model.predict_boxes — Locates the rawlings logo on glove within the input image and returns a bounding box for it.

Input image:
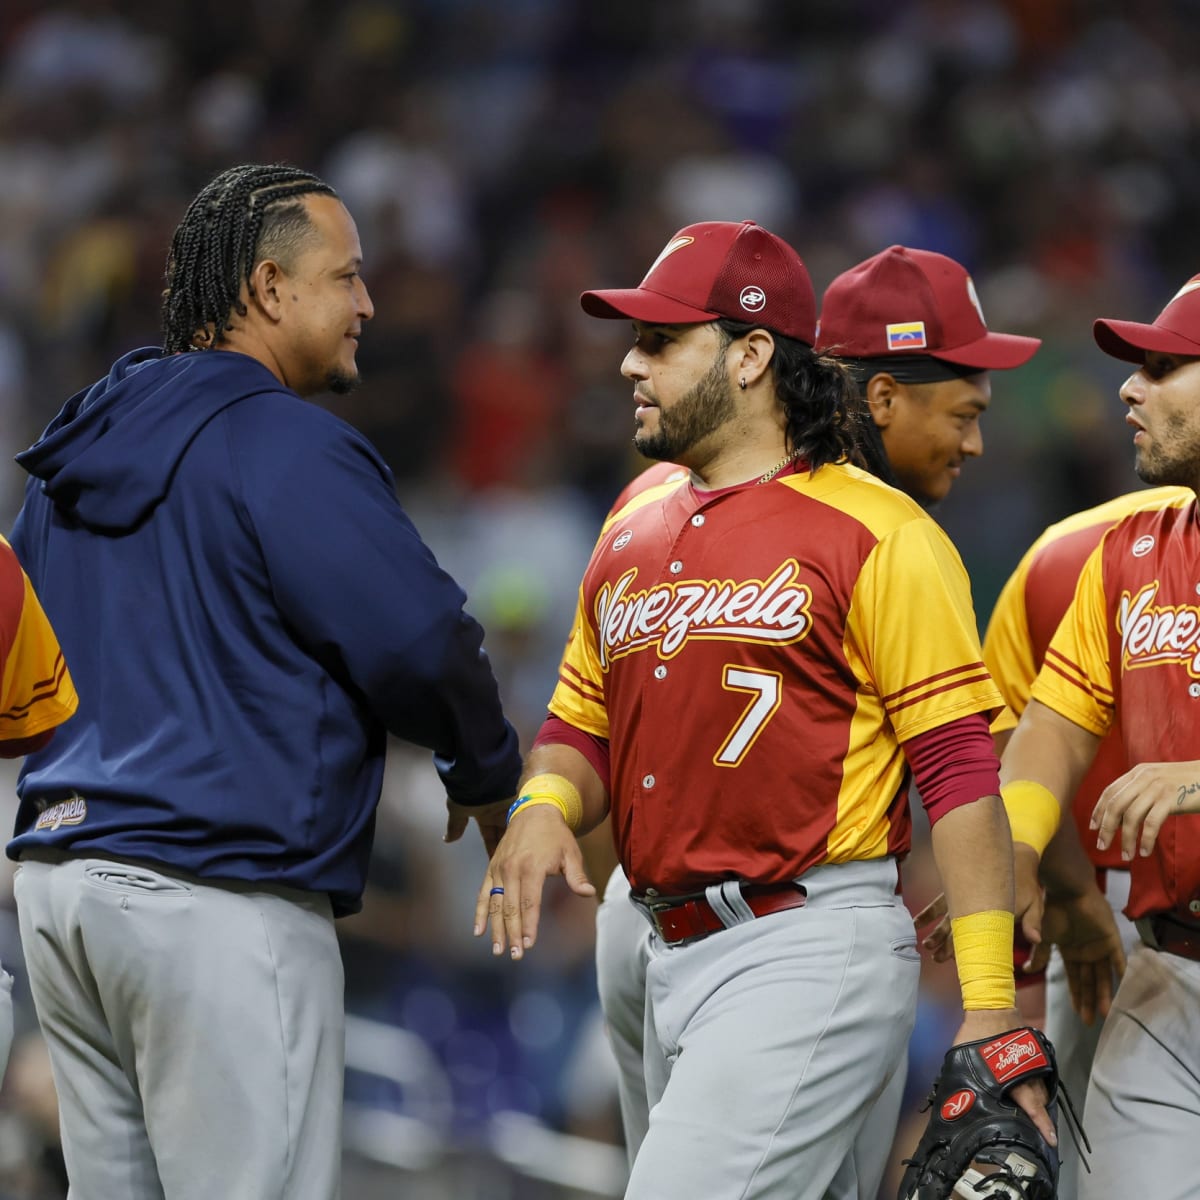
[898,1026,1067,1200]
[980,1030,1049,1084]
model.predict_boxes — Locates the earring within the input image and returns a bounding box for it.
[739,377,747,390]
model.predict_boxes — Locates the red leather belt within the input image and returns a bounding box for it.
[630,881,807,945]
[1137,912,1200,962]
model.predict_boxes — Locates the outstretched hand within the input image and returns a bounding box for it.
[1091,760,1200,861]
[473,804,595,959]
[1036,887,1127,1024]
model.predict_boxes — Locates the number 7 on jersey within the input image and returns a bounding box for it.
[714,666,782,766]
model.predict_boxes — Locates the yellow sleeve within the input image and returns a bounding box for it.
[1029,542,1113,737]
[547,581,609,738]
[0,571,78,739]
[982,546,1039,734]
[848,516,1001,741]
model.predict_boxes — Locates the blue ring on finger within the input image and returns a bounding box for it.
[489,887,505,896]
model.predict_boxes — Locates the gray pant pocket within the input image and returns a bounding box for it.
[84,863,193,897]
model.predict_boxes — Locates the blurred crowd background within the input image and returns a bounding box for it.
[0,0,1195,1195]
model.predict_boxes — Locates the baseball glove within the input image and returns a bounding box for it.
[897,1027,1062,1200]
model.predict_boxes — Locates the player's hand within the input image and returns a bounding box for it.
[913,847,1043,968]
[1091,759,1200,861]
[473,804,595,960]
[952,1009,1056,1148]
[1037,886,1126,1025]
[913,892,953,962]
[444,796,511,857]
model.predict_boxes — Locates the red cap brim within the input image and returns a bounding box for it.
[1092,318,1200,364]
[581,287,720,326]
[933,330,1042,370]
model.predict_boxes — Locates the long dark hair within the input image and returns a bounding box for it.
[161,163,337,353]
[716,318,896,482]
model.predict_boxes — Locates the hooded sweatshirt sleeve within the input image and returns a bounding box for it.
[230,396,520,806]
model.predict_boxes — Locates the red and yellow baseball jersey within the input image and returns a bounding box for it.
[554,463,692,691]
[0,536,76,746]
[550,461,1000,894]
[1031,492,1200,918]
[609,462,690,515]
[984,487,1190,869]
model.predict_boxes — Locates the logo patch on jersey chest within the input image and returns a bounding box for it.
[1119,580,1200,677]
[593,560,813,667]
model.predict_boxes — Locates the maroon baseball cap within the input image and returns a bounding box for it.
[815,245,1040,369]
[580,220,817,344]
[1094,275,1200,363]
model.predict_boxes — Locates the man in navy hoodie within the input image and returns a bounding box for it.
[6,163,521,1200]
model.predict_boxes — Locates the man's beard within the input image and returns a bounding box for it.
[1134,412,1198,486]
[326,367,360,396]
[635,355,735,462]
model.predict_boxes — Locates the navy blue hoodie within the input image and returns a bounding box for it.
[7,348,521,914]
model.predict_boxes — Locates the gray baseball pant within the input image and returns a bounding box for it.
[1043,869,1136,1200]
[624,858,919,1200]
[15,852,344,1200]
[1080,941,1200,1200]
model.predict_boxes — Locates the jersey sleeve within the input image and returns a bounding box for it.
[0,539,77,740]
[848,516,1000,741]
[547,581,609,739]
[1029,541,1114,737]
[233,402,520,806]
[981,546,1038,735]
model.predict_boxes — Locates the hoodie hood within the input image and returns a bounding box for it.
[17,348,284,532]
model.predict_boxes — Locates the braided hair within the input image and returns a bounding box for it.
[161,163,338,354]
[715,319,893,482]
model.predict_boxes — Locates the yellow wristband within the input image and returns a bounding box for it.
[951,909,1016,1011]
[509,773,584,831]
[1000,779,1061,855]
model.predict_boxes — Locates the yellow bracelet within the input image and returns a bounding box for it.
[1000,779,1061,855]
[951,909,1016,1011]
[507,772,584,831]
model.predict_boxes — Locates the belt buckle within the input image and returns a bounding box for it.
[636,892,674,940]
[632,889,707,943]
[1135,916,1162,952]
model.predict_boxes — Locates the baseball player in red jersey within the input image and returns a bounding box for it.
[979,486,1189,1199]
[474,220,1052,1199]
[0,534,77,1080]
[1001,275,1200,1199]
[0,537,76,756]
[586,245,1042,1181]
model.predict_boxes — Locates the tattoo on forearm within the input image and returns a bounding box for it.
[1176,782,1200,808]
